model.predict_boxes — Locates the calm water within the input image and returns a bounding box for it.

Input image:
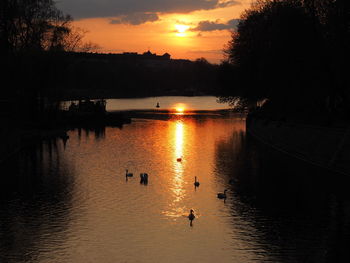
[106,96,230,111]
[1,100,350,262]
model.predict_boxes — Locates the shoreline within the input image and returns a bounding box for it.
[246,115,350,177]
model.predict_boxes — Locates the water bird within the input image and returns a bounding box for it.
[156,102,160,108]
[188,209,195,221]
[125,169,133,178]
[140,173,148,184]
[217,190,227,199]
[176,157,182,162]
[194,177,200,187]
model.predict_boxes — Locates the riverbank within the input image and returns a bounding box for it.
[246,115,350,176]
[0,110,131,165]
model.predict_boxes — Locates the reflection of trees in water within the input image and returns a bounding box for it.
[214,133,350,262]
[76,126,106,141]
[214,130,246,182]
[0,138,75,262]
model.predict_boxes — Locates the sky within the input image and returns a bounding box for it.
[56,0,253,63]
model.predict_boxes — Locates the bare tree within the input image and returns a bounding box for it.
[0,0,98,54]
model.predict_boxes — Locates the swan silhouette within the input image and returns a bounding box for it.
[143,173,148,181]
[194,177,200,187]
[217,190,227,199]
[188,209,195,221]
[140,173,148,184]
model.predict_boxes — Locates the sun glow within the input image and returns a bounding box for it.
[176,107,185,113]
[173,103,186,114]
[175,24,190,37]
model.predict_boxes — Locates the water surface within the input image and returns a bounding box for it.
[1,106,350,262]
[106,96,230,111]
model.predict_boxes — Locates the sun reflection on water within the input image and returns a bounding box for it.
[175,121,184,164]
[173,120,185,203]
[163,120,187,219]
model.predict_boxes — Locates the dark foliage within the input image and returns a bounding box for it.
[218,0,350,123]
[55,53,218,100]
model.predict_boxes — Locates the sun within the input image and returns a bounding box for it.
[175,24,190,37]
[173,103,186,114]
[175,24,189,33]
[176,107,185,113]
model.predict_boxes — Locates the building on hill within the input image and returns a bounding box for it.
[162,53,171,60]
[142,50,171,60]
[69,50,190,64]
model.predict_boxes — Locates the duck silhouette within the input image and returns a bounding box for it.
[125,169,133,178]
[194,177,200,187]
[217,190,227,199]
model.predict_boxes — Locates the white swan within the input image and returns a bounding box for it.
[194,176,200,187]
[217,190,227,199]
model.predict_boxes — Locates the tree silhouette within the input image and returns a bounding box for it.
[0,0,96,55]
[219,0,349,123]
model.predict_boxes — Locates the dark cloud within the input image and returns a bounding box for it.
[57,0,240,21]
[192,19,240,31]
[110,13,159,25]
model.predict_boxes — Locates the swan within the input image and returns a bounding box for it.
[194,176,200,187]
[188,209,195,221]
[140,173,148,185]
[140,173,148,184]
[217,190,227,199]
[125,169,133,177]
[143,173,148,181]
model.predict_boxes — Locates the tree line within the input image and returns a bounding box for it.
[218,0,349,125]
[0,0,99,125]
[56,53,218,100]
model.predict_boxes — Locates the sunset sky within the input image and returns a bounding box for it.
[57,0,253,63]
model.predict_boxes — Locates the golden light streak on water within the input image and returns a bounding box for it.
[165,120,187,219]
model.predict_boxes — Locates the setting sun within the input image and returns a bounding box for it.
[176,107,185,112]
[175,24,190,37]
[172,103,187,113]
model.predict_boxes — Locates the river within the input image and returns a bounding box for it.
[1,97,349,262]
